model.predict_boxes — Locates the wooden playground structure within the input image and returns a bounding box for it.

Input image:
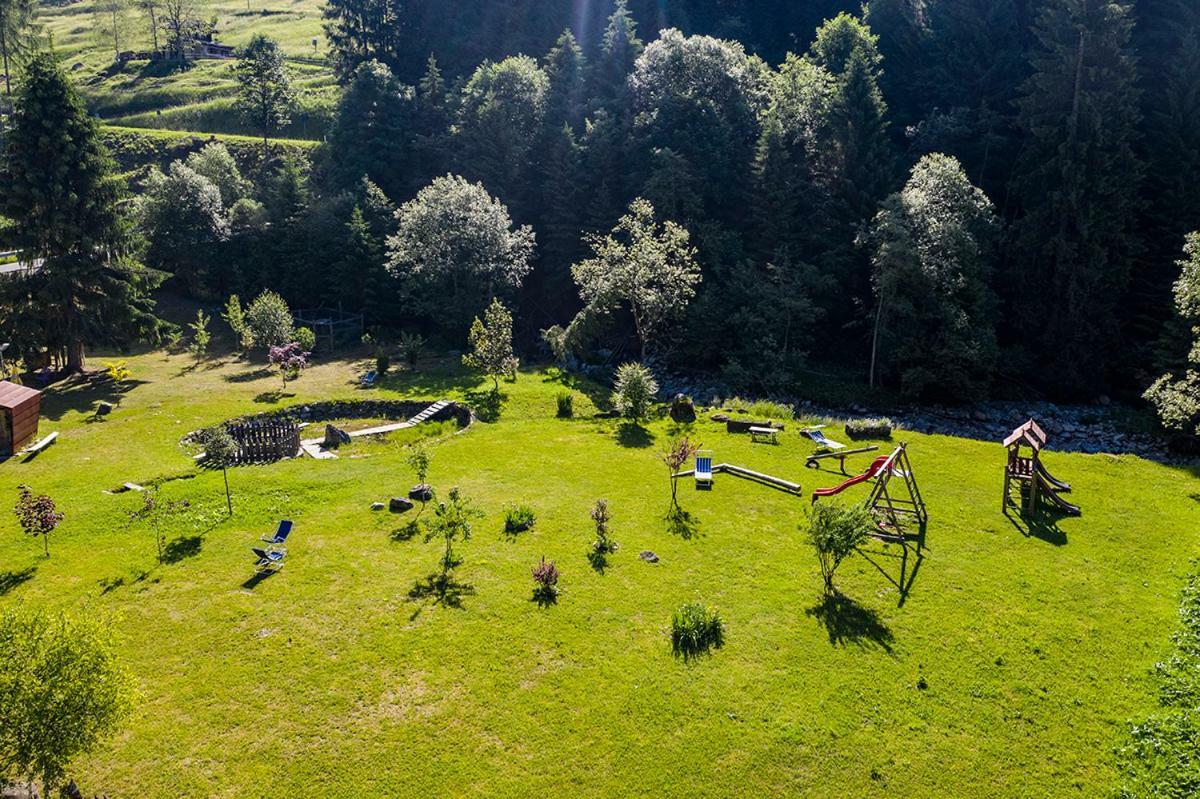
[1002,419,1080,516]
[811,443,928,544]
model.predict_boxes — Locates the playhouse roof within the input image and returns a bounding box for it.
[1003,419,1047,450]
[0,380,40,411]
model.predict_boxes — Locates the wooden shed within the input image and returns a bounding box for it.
[0,381,41,455]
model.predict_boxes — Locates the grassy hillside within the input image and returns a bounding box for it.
[1,311,1197,796]
[40,0,335,138]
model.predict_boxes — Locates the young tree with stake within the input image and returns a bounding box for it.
[14,484,63,557]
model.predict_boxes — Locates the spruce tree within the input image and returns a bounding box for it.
[1009,0,1141,396]
[0,0,36,100]
[544,28,586,132]
[1,53,162,372]
[324,59,413,198]
[592,0,643,111]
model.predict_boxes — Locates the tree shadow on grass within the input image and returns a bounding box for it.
[665,504,702,540]
[162,535,203,564]
[805,591,895,653]
[464,388,504,422]
[0,566,36,595]
[857,542,923,607]
[588,550,609,574]
[390,519,422,542]
[254,390,296,404]
[531,587,558,607]
[224,368,273,384]
[1003,506,1067,546]
[616,422,654,448]
[38,376,147,422]
[98,575,126,595]
[407,572,475,618]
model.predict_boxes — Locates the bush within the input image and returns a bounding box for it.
[714,396,794,420]
[532,556,559,598]
[398,332,423,368]
[556,392,574,418]
[612,362,658,421]
[845,417,894,440]
[805,502,875,594]
[376,352,391,375]
[504,502,536,533]
[671,601,725,657]
[294,326,317,352]
[244,290,294,350]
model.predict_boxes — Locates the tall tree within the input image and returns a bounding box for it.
[323,59,412,198]
[94,0,133,61]
[0,0,36,100]
[1008,0,1141,396]
[235,34,294,154]
[592,0,643,110]
[544,28,587,131]
[136,0,161,51]
[1144,232,1200,437]
[137,162,230,297]
[863,153,1000,400]
[1,53,162,372]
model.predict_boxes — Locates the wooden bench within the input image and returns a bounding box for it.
[749,426,780,444]
[20,431,58,456]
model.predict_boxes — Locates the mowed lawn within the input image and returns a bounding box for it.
[1,344,1197,797]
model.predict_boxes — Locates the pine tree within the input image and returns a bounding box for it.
[0,0,36,102]
[544,28,586,131]
[592,0,643,111]
[1009,0,1142,396]
[234,34,295,156]
[412,55,449,191]
[1,53,162,371]
[324,59,413,198]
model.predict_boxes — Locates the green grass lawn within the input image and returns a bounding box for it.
[1,335,1198,796]
[40,0,334,138]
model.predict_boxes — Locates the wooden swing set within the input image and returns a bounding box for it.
[811,443,928,544]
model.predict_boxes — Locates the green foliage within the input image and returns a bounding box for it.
[222,294,252,351]
[589,498,616,558]
[294,326,316,353]
[2,53,163,371]
[0,610,134,795]
[104,360,133,383]
[569,198,700,359]
[555,391,574,418]
[864,153,999,400]
[503,502,536,534]
[463,298,519,391]
[670,601,725,658]
[13,484,63,557]
[244,290,294,350]
[844,417,893,440]
[612,362,658,422]
[406,443,430,486]
[397,332,423,369]
[184,142,250,207]
[1146,233,1200,436]
[188,309,211,360]
[234,34,295,148]
[387,175,535,334]
[715,397,794,420]
[138,161,230,296]
[424,487,482,576]
[805,502,875,594]
[323,60,414,198]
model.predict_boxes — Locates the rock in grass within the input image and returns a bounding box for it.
[390,497,414,513]
[371,502,386,511]
[639,550,659,563]
[408,484,433,502]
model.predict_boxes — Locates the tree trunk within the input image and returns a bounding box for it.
[1,23,12,98]
[66,339,87,373]
[149,7,158,51]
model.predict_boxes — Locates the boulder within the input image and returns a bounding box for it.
[669,394,696,423]
[389,497,414,513]
[371,502,386,511]
[408,483,433,502]
[323,424,351,448]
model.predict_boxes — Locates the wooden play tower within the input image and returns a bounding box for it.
[1002,419,1080,516]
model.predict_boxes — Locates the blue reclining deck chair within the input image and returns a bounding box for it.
[695,450,714,490]
[802,426,846,452]
[261,520,293,548]
[252,547,286,573]
[362,370,378,387]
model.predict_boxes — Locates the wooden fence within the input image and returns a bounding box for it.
[226,419,301,464]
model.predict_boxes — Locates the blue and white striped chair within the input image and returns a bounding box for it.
[695,451,714,489]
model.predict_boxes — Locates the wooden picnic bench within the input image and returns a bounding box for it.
[749,426,780,444]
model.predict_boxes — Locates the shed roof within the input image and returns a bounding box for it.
[0,380,41,410]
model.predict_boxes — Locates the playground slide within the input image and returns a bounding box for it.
[1037,473,1081,516]
[810,456,888,502]
[1036,460,1072,492]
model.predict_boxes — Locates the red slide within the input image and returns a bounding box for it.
[811,456,889,503]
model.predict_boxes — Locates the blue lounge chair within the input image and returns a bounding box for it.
[802,426,846,452]
[261,520,293,548]
[695,451,714,490]
[252,547,286,573]
[362,370,378,387]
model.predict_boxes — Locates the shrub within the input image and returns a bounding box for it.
[376,351,391,375]
[104,360,132,383]
[244,290,294,350]
[715,396,793,420]
[294,326,317,352]
[845,417,894,440]
[398,332,424,368]
[590,499,616,555]
[531,556,560,602]
[504,502,536,534]
[612,362,658,421]
[671,601,725,657]
[805,502,875,594]
[268,342,308,387]
[556,391,574,418]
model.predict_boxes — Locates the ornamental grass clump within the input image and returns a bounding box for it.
[671,601,724,658]
[532,556,560,604]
